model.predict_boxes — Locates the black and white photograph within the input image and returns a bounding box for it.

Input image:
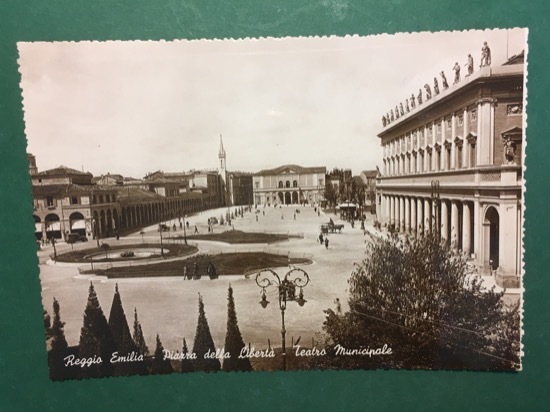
[18,28,526,380]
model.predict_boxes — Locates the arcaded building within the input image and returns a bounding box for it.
[376,52,524,287]
[253,165,326,206]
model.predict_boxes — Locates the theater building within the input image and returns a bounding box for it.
[376,53,524,287]
[253,165,326,206]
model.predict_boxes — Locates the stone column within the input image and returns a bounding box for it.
[450,113,456,169]
[424,198,431,234]
[417,198,424,233]
[410,197,416,234]
[441,200,449,242]
[463,107,469,168]
[405,197,410,233]
[389,196,394,226]
[451,200,459,251]
[462,201,471,255]
[399,196,405,232]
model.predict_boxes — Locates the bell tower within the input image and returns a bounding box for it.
[218,134,226,184]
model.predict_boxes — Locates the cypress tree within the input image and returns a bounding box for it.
[133,307,149,356]
[108,284,146,376]
[48,298,71,380]
[151,334,173,375]
[192,294,221,372]
[222,285,252,371]
[78,282,116,378]
[181,338,195,373]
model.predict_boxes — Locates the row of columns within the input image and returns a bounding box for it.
[382,194,474,255]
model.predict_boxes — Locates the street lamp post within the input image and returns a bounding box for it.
[255,267,310,371]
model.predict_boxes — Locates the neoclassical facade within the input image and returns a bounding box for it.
[253,165,326,206]
[376,55,524,287]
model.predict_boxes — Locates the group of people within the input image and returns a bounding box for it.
[182,262,218,280]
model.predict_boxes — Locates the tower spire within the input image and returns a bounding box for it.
[219,134,226,157]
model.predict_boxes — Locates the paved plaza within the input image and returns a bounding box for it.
[38,204,520,355]
[38,205,372,353]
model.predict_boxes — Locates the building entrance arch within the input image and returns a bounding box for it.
[284,192,291,205]
[69,212,86,236]
[45,213,61,239]
[484,206,500,270]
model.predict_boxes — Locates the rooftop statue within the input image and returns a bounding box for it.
[465,53,474,76]
[395,105,400,118]
[390,109,395,121]
[417,89,423,105]
[424,84,432,100]
[440,71,449,90]
[503,137,517,165]
[410,93,416,109]
[480,42,491,67]
[433,77,440,95]
[399,102,404,116]
[382,115,387,127]
[452,62,461,84]
[405,98,410,112]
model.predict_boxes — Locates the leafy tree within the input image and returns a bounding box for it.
[222,285,252,372]
[181,338,195,373]
[47,298,73,380]
[108,284,147,376]
[314,232,521,371]
[78,282,117,378]
[324,180,338,208]
[192,294,221,372]
[151,334,174,375]
[132,308,149,356]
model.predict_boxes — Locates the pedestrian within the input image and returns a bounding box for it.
[263,211,265,216]
[194,225,199,234]
[293,213,296,220]
[180,221,183,229]
[325,237,329,249]
[115,230,120,240]
[256,215,258,222]
[193,262,199,280]
[183,265,188,280]
[319,232,324,245]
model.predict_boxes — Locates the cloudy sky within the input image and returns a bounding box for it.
[18,28,526,178]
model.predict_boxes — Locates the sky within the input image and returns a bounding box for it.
[18,28,526,178]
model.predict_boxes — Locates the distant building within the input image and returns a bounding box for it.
[376,52,524,287]
[359,170,379,213]
[253,164,326,206]
[227,172,254,206]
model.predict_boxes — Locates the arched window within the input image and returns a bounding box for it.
[293,180,298,187]
[285,181,290,188]
[278,181,283,188]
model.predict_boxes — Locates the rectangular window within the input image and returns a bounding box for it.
[470,144,476,167]
[457,147,463,169]
[71,196,78,205]
[46,196,54,207]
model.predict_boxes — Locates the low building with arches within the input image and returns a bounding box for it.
[31,164,226,242]
[375,52,524,288]
[252,164,326,206]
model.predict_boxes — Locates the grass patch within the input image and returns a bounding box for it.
[95,252,312,278]
[174,230,300,244]
[55,243,197,263]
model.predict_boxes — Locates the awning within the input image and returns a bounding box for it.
[46,222,61,231]
[71,220,86,229]
[336,203,357,209]
[35,223,42,233]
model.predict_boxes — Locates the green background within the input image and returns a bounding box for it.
[0,1,548,410]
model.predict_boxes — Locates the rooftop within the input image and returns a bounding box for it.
[255,164,326,176]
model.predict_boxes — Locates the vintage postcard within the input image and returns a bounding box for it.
[18,28,526,380]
